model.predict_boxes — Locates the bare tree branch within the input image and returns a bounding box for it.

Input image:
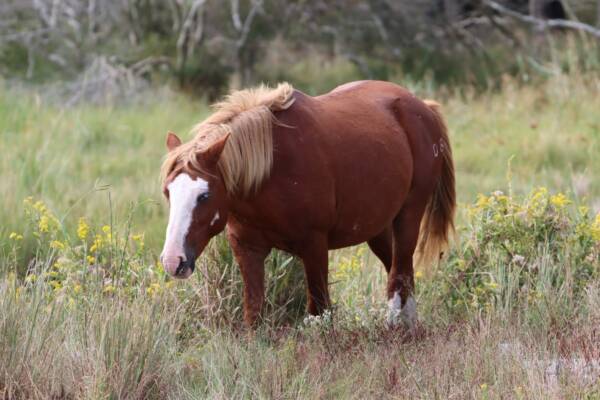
[176,0,208,71]
[485,0,600,39]
[230,0,243,32]
[130,56,173,76]
[236,0,262,50]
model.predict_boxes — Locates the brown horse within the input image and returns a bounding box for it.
[160,80,455,328]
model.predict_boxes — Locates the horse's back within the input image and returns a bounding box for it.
[320,80,448,194]
[247,80,445,250]
[268,81,422,247]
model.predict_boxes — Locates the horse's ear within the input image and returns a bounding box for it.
[199,133,230,168]
[166,132,182,151]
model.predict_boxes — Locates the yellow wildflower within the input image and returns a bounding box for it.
[415,270,423,279]
[528,187,548,213]
[90,234,103,252]
[165,281,176,289]
[590,213,600,242]
[550,193,570,208]
[73,284,82,294]
[50,240,65,250]
[102,225,112,240]
[25,274,37,283]
[33,200,47,213]
[39,215,49,232]
[87,255,96,264]
[77,218,89,240]
[103,285,115,294]
[356,246,366,257]
[132,233,144,250]
[50,280,62,291]
[9,232,23,241]
[146,282,161,296]
[475,194,491,209]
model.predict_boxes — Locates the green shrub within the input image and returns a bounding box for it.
[425,188,599,323]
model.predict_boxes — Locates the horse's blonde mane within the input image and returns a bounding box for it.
[161,82,295,195]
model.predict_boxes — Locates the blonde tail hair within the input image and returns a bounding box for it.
[417,100,456,266]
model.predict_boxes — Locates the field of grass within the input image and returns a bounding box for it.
[0,74,599,399]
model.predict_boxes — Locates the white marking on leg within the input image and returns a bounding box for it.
[387,291,402,327]
[210,211,220,227]
[161,173,208,274]
[400,296,417,330]
[387,292,417,329]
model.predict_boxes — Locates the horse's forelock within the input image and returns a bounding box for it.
[162,83,295,196]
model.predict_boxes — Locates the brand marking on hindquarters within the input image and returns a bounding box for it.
[433,138,447,158]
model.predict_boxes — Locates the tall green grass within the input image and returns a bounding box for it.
[2,72,600,268]
[1,187,598,398]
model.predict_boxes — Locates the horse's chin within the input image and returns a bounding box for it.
[173,266,193,279]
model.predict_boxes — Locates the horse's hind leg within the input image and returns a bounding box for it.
[299,233,331,316]
[387,201,427,329]
[367,226,393,273]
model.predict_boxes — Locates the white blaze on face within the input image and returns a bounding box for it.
[161,173,209,274]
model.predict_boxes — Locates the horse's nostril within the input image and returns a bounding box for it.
[175,257,188,276]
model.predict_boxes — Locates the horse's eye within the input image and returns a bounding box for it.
[197,192,210,203]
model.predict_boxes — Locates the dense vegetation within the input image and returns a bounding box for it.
[1,70,599,398]
[2,0,600,98]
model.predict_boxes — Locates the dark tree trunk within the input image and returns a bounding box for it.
[530,0,566,19]
[443,0,461,22]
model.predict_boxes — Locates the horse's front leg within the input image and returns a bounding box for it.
[299,234,331,316]
[227,230,270,327]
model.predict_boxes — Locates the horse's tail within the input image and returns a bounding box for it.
[416,100,456,267]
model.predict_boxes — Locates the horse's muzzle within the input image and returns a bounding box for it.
[161,245,197,279]
[174,254,196,279]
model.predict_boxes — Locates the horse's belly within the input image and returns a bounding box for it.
[327,200,403,249]
[327,172,409,248]
[325,129,412,249]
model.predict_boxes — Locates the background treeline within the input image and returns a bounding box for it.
[1,0,600,100]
